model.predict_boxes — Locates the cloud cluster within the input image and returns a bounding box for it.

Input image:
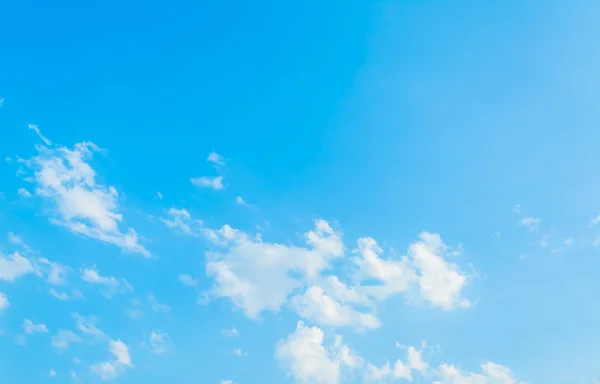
[162,213,471,329]
[276,322,525,384]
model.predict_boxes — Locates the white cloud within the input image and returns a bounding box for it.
[178,273,199,287]
[521,217,540,231]
[233,348,245,356]
[22,319,48,334]
[148,293,170,312]
[275,321,360,384]
[220,381,234,384]
[0,293,8,312]
[290,286,380,330]
[49,369,56,377]
[91,340,132,381]
[156,191,163,200]
[17,187,32,197]
[18,141,149,256]
[0,252,34,281]
[513,204,521,214]
[206,220,344,318]
[109,339,131,366]
[191,176,224,190]
[161,208,220,242]
[0,98,4,107]
[37,258,69,285]
[51,330,82,349]
[207,151,225,166]
[73,313,106,339]
[352,233,470,311]
[7,232,24,245]
[81,266,130,296]
[435,361,526,384]
[235,196,258,210]
[28,123,52,146]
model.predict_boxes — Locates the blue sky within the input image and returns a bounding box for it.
[1,0,600,383]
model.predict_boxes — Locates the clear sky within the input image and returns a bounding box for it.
[1,0,600,383]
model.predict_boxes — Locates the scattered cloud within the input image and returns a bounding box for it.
[81,266,131,297]
[521,217,540,231]
[22,319,48,334]
[156,191,163,200]
[148,293,170,312]
[91,339,132,381]
[178,273,199,287]
[233,348,246,356]
[207,151,225,166]
[148,331,170,355]
[51,330,82,349]
[513,204,521,214]
[191,176,224,190]
[17,140,149,256]
[49,370,56,377]
[235,196,258,210]
[0,252,34,281]
[435,361,526,384]
[38,258,69,285]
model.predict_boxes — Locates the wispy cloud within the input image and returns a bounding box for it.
[521,217,540,231]
[17,139,149,256]
[27,124,52,146]
[235,196,258,211]
[513,204,521,214]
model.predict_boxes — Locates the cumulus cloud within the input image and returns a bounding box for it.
[275,321,360,384]
[191,176,224,190]
[206,220,344,318]
[17,140,149,256]
[352,233,470,311]
[290,286,380,330]
[0,252,34,281]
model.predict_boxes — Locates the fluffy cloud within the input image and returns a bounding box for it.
[290,286,380,330]
[37,258,69,285]
[352,233,470,311]
[205,220,344,318]
[275,321,360,384]
[148,293,170,312]
[178,273,199,287]
[0,252,34,281]
[17,139,149,256]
